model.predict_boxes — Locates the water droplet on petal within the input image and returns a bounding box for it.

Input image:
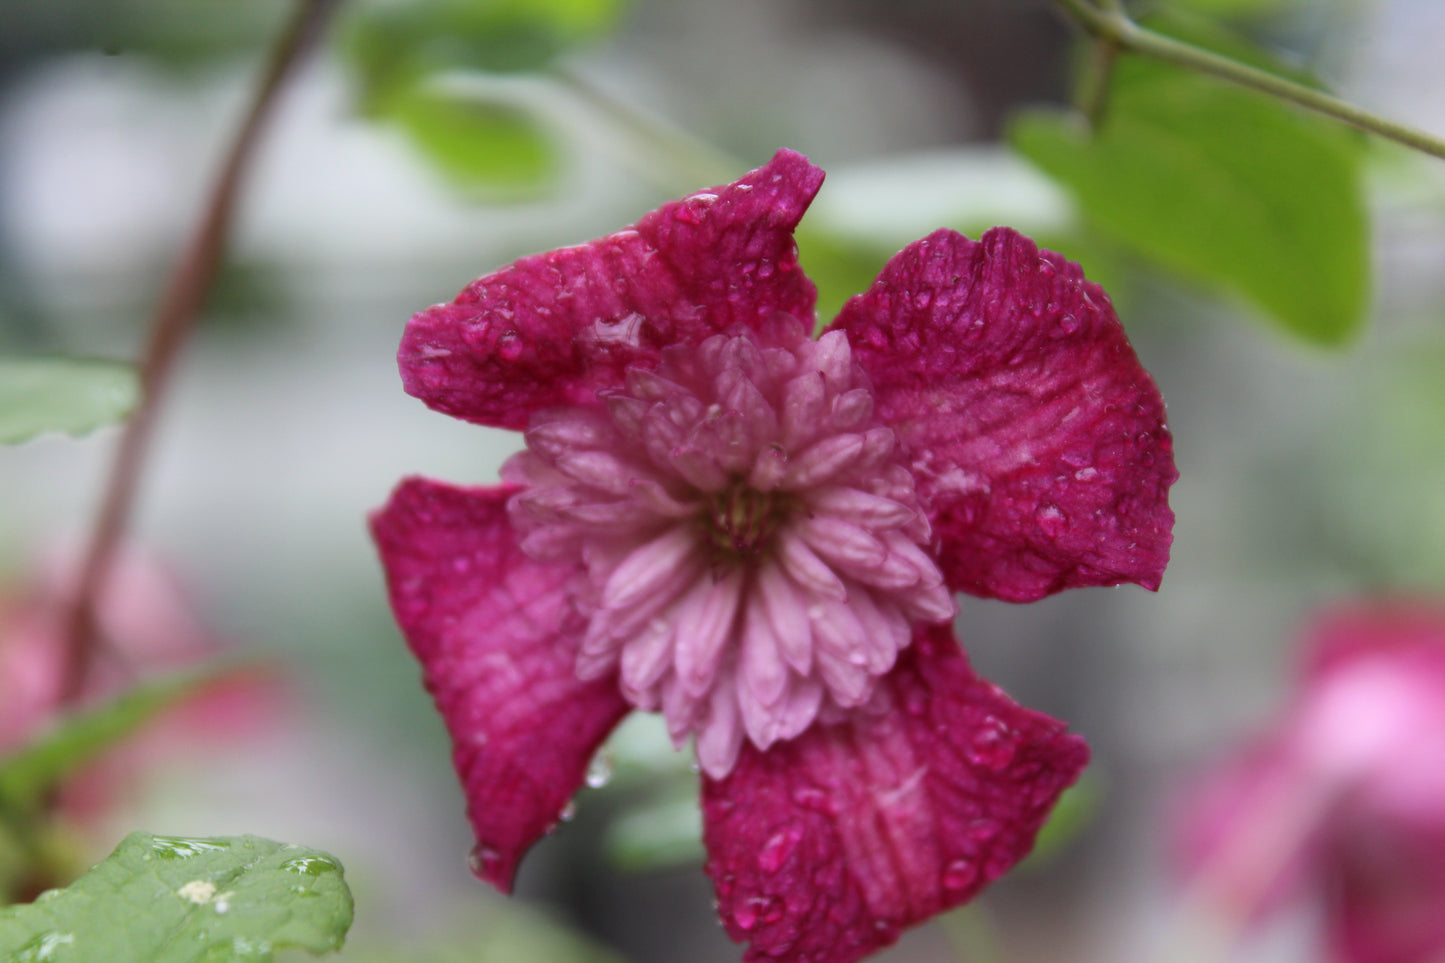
[498,330,524,360]
[585,752,612,789]
[756,828,801,873]
[967,719,1017,770]
[1035,504,1067,537]
[468,843,502,880]
[559,799,578,822]
[941,858,977,891]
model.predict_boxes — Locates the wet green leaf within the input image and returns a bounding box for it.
[0,358,139,445]
[0,833,352,962]
[1011,19,1368,345]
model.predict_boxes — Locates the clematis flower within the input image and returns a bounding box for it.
[371,149,1176,962]
[1177,603,1445,963]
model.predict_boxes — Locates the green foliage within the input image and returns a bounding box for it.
[3,0,288,72]
[344,0,629,197]
[388,87,558,198]
[1011,17,1369,346]
[0,833,353,962]
[604,788,703,873]
[341,906,622,963]
[346,0,627,102]
[1023,773,1102,868]
[1168,0,1302,17]
[794,228,892,330]
[0,358,139,445]
[0,670,234,818]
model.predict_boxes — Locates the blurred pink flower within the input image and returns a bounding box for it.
[0,543,273,820]
[1178,603,1445,963]
[372,149,1176,962]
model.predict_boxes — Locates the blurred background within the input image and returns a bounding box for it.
[4,0,1445,960]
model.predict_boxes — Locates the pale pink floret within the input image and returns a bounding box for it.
[504,318,954,777]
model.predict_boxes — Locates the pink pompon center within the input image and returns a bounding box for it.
[504,318,956,777]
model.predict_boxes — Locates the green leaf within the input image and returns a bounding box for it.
[0,832,352,962]
[603,789,703,873]
[389,86,557,198]
[1010,20,1369,346]
[0,669,237,815]
[345,0,629,108]
[0,357,139,444]
[1022,772,1103,868]
[1168,0,1302,17]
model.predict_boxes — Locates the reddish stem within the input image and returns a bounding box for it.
[58,0,343,703]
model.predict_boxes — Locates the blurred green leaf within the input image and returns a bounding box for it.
[795,228,893,331]
[3,0,288,72]
[1022,773,1102,868]
[0,669,232,815]
[1168,0,1302,17]
[345,0,629,109]
[1011,18,1368,346]
[390,87,558,198]
[0,357,139,445]
[343,906,622,963]
[603,789,703,873]
[0,833,352,962]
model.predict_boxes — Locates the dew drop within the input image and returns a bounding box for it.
[498,330,524,360]
[1073,466,1099,482]
[966,719,1017,770]
[11,931,74,962]
[756,828,800,874]
[468,843,502,880]
[585,752,613,789]
[559,799,578,822]
[1035,504,1067,537]
[941,859,977,891]
[1057,313,1081,335]
[280,854,339,876]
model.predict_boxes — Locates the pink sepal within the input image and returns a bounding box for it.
[399,150,824,429]
[700,624,1089,963]
[370,477,630,892]
[831,227,1176,602]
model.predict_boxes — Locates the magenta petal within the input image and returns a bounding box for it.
[1328,819,1445,963]
[370,477,630,892]
[831,227,1176,602]
[700,625,1089,963]
[399,150,825,429]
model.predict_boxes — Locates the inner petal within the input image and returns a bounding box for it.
[503,320,957,777]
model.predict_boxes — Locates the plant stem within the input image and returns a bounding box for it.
[1053,0,1445,162]
[58,0,343,703]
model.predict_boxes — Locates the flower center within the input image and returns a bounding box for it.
[503,319,955,778]
[703,480,795,562]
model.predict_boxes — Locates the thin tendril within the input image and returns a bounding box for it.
[57,0,344,703]
[1053,0,1445,162]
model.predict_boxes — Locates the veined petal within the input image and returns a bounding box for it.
[775,528,847,602]
[830,227,1176,602]
[701,625,1089,963]
[742,597,790,710]
[370,477,630,893]
[399,150,825,430]
[600,523,699,610]
[674,571,745,697]
[757,560,813,676]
